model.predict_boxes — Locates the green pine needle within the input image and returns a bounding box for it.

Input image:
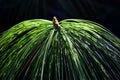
[0,18,120,80]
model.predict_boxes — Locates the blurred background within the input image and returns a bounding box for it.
[0,0,120,38]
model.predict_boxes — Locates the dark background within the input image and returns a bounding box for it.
[0,0,120,38]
